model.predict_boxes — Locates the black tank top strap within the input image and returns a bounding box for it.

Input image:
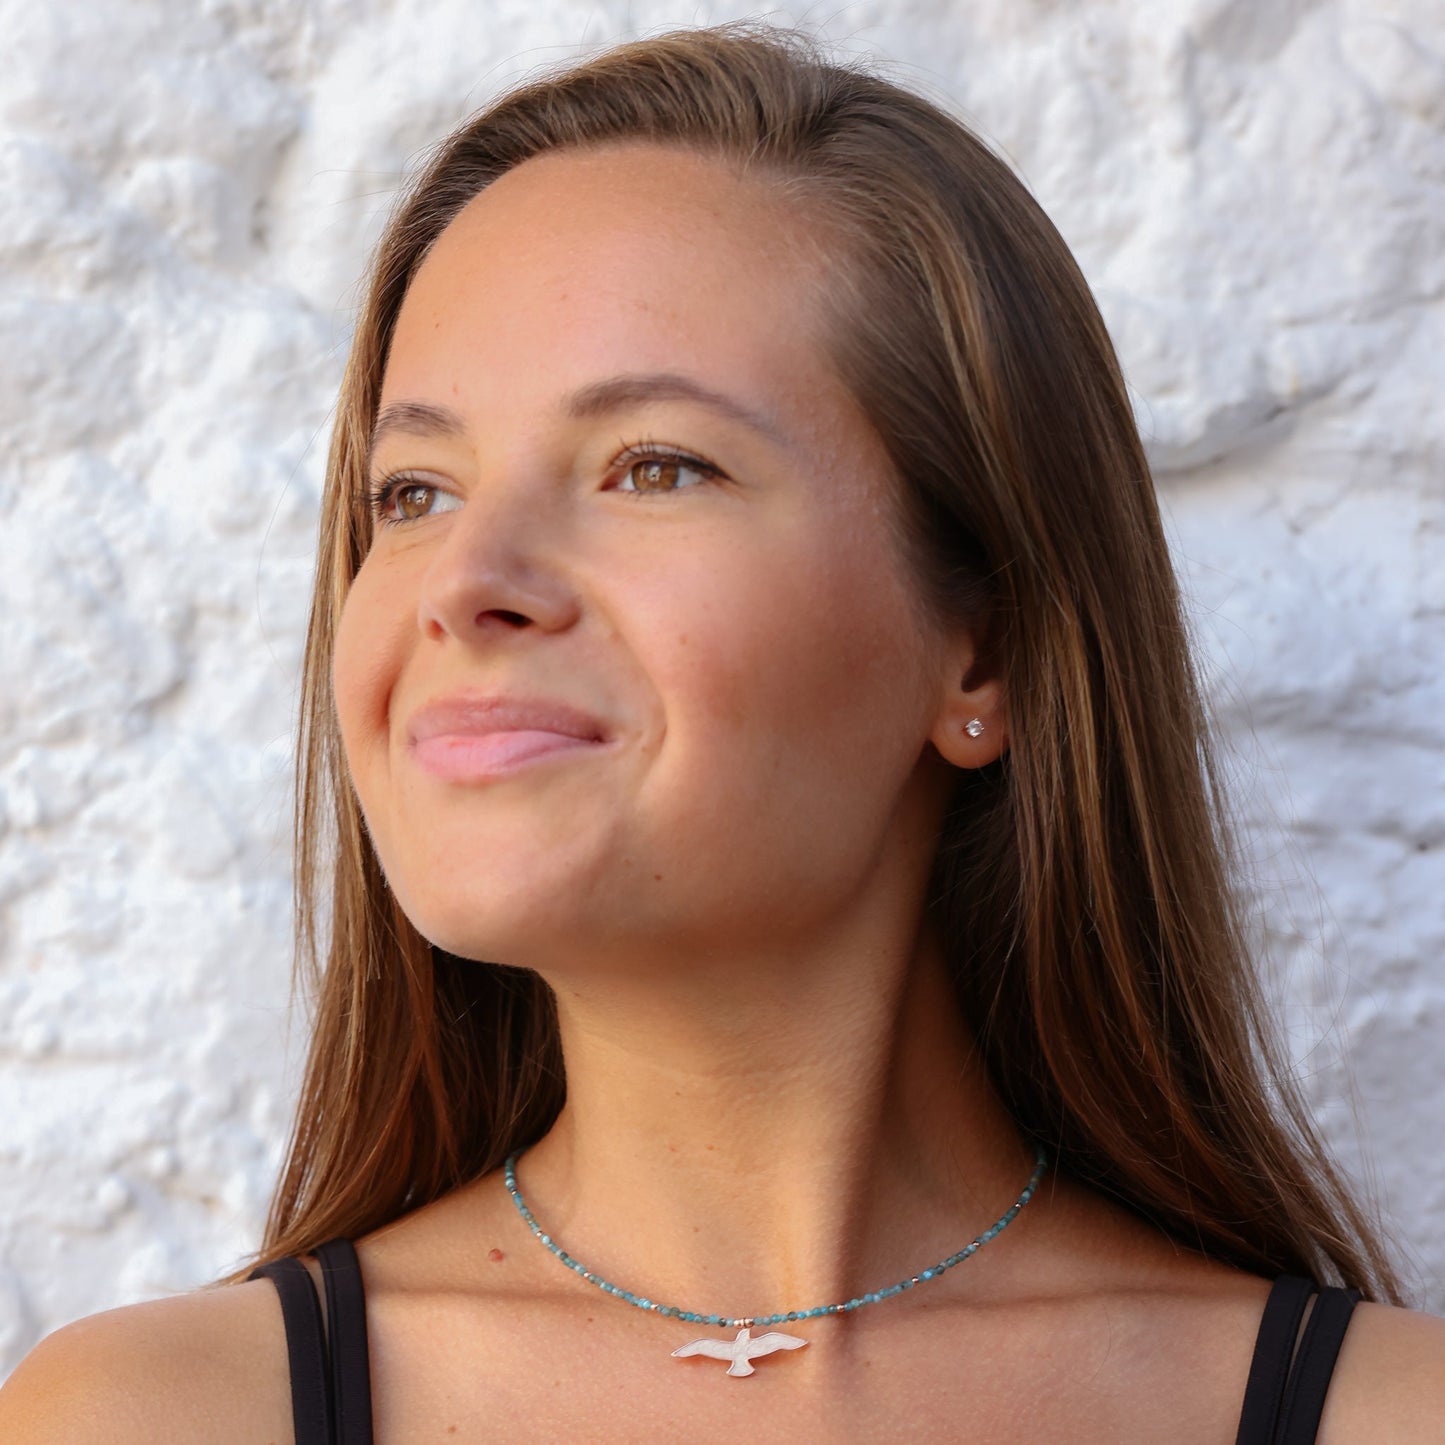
[248,1255,335,1445]
[314,1238,375,1445]
[1275,1284,1361,1445]
[1235,1274,1361,1445]
[248,1240,374,1445]
[1236,1274,1314,1443]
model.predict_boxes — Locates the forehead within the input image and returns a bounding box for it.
[380,143,856,453]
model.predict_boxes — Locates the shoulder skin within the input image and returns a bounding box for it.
[1317,1300,1445,1444]
[0,1278,294,1445]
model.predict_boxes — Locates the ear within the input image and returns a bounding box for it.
[926,626,1008,769]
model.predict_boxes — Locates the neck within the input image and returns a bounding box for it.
[510,918,1037,1318]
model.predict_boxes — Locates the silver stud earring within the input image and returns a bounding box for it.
[965,718,985,738]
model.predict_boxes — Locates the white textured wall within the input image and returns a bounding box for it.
[2,0,1441,1374]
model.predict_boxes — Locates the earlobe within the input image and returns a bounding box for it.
[930,674,1009,769]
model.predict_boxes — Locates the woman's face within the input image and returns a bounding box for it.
[333,142,957,976]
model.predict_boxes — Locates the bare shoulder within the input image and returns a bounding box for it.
[1320,1299,1445,1444]
[0,1274,295,1445]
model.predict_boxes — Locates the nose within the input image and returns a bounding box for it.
[415,484,582,644]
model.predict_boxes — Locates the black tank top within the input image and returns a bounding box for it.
[249,1240,1360,1444]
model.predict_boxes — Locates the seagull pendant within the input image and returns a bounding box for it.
[671,1325,809,1377]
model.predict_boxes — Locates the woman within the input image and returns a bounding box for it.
[3,19,1441,1443]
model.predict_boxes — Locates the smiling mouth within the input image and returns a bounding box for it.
[411,729,608,782]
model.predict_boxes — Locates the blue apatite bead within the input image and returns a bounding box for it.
[638,1299,651,1310]
[707,1315,720,1326]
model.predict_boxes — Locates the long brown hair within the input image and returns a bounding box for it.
[217,20,1403,1302]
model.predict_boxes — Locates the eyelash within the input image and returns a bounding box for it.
[364,437,726,528]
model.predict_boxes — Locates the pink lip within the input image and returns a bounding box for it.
[407,694,612,782]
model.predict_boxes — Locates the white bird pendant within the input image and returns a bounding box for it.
[671,1325,809,1377]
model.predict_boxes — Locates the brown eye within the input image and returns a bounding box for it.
[627,458,687,493]
[367,477,461,527]
[612,446,722,497]
[394,483,436,520]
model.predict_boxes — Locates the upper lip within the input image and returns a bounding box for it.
[407,693,612,746]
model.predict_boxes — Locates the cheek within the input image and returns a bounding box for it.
[647,520,925,778]
[331,560,407,782]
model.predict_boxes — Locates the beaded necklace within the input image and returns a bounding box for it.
[504,1143,1048,1377]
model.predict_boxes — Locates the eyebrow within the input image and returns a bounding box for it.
[366,371,787,470]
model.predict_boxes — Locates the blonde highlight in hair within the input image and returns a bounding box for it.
[217,20,1401,1302]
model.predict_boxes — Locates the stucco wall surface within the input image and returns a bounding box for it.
[1,0,1442,1376]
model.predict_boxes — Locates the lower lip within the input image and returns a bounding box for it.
[411,730,606,782]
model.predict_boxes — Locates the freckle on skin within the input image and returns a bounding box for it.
[488,1247,505,1262]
